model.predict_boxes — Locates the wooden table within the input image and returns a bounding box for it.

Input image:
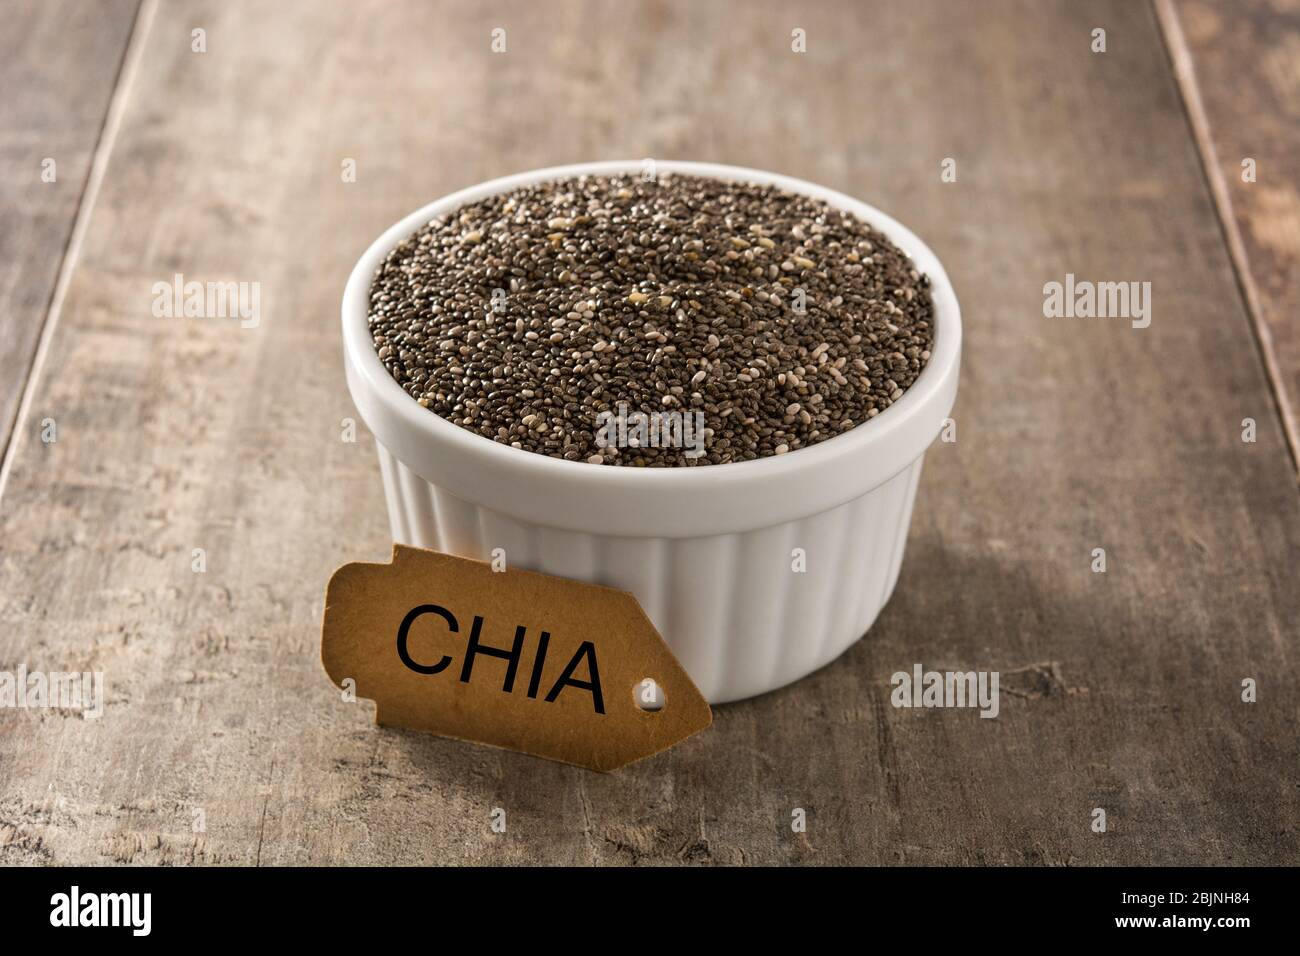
[2,0,1296,866]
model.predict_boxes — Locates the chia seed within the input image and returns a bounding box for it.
[367,173,934,466]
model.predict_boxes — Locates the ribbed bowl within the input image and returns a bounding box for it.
[343,161,961,704]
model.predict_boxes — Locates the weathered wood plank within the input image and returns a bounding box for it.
[1,0,1296,865]
[0,0,140,462]
[1158,0,1300,474]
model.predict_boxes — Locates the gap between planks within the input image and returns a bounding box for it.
[1152,0,1300,482]
[0,0,159,509]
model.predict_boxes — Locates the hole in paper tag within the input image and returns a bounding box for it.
[634,677,665,712]
[320,545,712,772]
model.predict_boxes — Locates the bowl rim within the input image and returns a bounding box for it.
[342,159,961,499]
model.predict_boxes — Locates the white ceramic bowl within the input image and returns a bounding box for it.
[342,160,960,704]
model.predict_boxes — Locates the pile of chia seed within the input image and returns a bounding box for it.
[367,173,934,466]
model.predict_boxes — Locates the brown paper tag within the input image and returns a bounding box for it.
[321,544,712,772]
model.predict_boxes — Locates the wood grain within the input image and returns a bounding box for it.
[0,0,140,462]
[1158,0,1300,476]
[1,0,1296,865]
